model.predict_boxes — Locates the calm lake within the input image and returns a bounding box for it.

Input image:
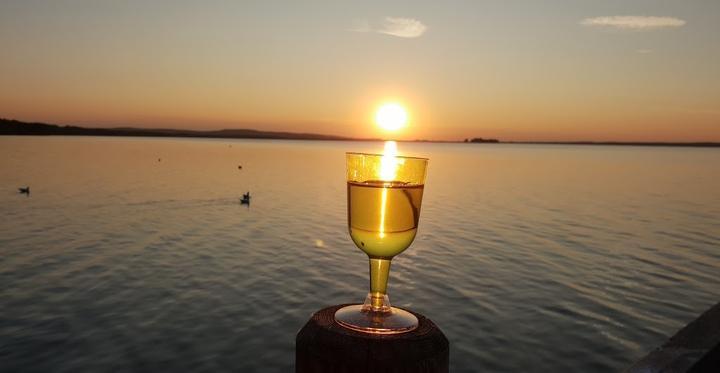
[1,136,719,372]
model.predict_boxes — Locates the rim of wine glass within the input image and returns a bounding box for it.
[346,151,429,161]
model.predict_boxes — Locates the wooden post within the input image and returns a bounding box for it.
[296,304,449,373]
[625,301,720,372]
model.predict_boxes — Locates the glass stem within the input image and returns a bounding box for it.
[368,257,392,311]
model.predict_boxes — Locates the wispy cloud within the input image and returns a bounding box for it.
[351,17,427,38]
[378,17,427,38]
[580,16,686,30]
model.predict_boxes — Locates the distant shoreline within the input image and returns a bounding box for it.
[2,118,718,147]
[502,141,720,147]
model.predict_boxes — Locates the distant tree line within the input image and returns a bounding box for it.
[0,118,356,141]
[464,137,499,143]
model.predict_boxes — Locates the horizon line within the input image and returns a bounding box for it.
[1,117,718,147]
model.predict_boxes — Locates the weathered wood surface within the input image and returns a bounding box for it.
[296,304,449,373]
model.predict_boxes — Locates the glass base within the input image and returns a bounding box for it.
[334,293,418,334]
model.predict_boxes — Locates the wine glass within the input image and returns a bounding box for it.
[334,151,428,334]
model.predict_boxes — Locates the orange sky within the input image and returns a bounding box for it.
[1,1,718,141]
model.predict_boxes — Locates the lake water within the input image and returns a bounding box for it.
[1,136,719,372]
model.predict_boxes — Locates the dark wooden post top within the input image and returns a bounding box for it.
[625,301,720,373]
[296,304,449,373]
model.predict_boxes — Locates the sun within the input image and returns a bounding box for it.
[375,103,408,131]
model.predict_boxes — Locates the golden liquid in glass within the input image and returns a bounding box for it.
[348,180,424,258]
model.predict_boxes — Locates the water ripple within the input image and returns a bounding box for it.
[1,138,719,372]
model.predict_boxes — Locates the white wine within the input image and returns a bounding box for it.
[348,180,424,258]
[336,152,427,334]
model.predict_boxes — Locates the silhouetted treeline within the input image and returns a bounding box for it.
[464,137,500,143]
[0,118,356,141]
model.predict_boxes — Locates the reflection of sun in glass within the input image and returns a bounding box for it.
[379,141,405,238]
[375,103,408,131]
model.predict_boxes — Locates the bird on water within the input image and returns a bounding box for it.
[18,186,30,195]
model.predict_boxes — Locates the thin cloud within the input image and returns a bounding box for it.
[378,17,427,38]
[580,16,686,30]
[351,17,427,38]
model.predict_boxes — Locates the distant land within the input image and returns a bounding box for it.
[0,118,361,141]
[1,118,718,147]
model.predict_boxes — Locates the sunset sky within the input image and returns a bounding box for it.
[1,0,718,141]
